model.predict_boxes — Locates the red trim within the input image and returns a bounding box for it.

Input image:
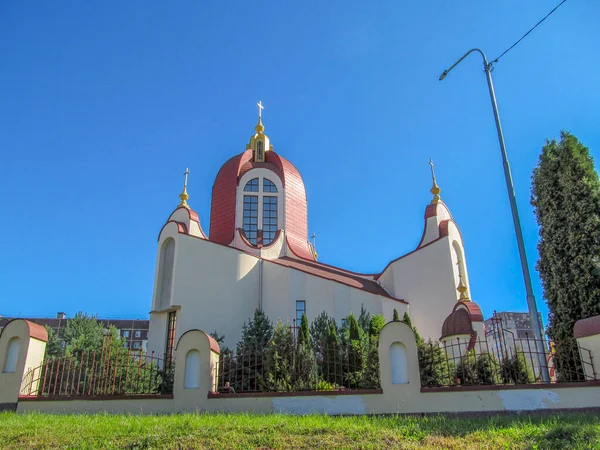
[157,220,187,242]
[453,301,484,322]
[236,228,256,248]
[238,161,285,186]
[208,389,383,398]
[18,394,173,401]
[421,380,600,392]
[176,329,221,355]
[270,256,407,304]
[424,203,437,219]
[574,315,600,339]
[262,229,283,250]
[0,319,48,343]
[26,321,48,342]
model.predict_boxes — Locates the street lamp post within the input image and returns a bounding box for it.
[440,48,550,383]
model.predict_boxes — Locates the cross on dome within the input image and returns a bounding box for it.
[257,100,264,118]
[255,100,265,134]
[179,167,190,209]
[429,158,441,203]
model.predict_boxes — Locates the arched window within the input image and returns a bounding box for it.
[390,342,408,384]
[244,178,259,192]
[263,178,278,192]
[184,350,201,389]
[242,177,279,246]
[3,337,20,373]
[157,238,175,310]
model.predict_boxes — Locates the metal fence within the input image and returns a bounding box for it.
[420,314,597,388]
[212,341,379,394]
[20,336,174,398]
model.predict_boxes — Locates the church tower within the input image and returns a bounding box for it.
[209,102,316,261]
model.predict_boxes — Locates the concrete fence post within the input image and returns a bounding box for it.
[173,329,220,412]
[0,320,48,410]
[574,316,600,380]
[377,321,421,411]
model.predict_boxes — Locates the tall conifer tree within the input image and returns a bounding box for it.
[532,132,600,378]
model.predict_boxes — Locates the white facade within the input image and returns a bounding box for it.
[147,118,476,354]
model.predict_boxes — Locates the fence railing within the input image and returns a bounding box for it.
[420,334,596,388]
[212,341,379,394]
[20,337,174,398]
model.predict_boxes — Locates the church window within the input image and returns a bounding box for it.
[165,311,177,367]
[295,300,306,326]
[263,196,278,245]
[244,178,259,192]
[243,195,259,245]
[263,178,278,192]
[256,141,264,161]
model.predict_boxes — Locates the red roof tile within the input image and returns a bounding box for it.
[209,150,315,260]
[273,256,406,303]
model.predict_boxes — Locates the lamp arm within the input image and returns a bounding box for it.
[439,48,489,80]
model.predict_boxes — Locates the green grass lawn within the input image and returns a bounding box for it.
[1,411,599,449]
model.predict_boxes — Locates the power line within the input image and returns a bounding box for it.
[491,0,568,64]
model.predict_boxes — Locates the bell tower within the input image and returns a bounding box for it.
[248,101,272,163]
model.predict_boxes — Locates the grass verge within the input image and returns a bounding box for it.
[1,411,599,449]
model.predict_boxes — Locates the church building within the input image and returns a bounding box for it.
[147,104,484,357]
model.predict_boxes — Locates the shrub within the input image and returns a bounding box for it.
[455,352,500,385]
[499,353,533,384]
[418,340,451,387]
[316,380,334,391]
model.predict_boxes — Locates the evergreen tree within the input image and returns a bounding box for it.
[345,313,364,387]
[266,320,293,391]
[362,336,381,389]
[44,326,64,358]
[418,340,451,387]
[401,312,423,345]
[310,311,335,350]
[368,314,386,339]
[531,132,600,379]
[499,353,532,385]
[298,313,310,348]
[62,311,105,356]
[347,313,361,341]
[358,305,371,334]
[236,309,273,351]
[455,352,499,385]
[393,309,400,322]
[324,322,341,386]
[235,309,273,391]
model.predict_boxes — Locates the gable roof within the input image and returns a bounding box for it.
[272,256,407,303]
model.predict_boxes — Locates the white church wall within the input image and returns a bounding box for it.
[261,260,402,332]
[382,237,458,341]
[154,236,261,354]
[382,298,406,322]
[148,312,169,357]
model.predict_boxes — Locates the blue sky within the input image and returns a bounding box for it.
[1,1,598,325]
